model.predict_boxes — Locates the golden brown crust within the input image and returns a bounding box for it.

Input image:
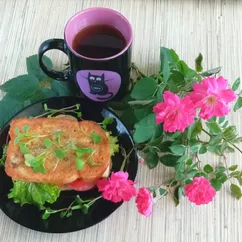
[5,118,110,185]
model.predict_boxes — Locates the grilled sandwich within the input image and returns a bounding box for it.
[5,117,112,191]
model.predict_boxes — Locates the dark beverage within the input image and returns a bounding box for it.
[72,24,126,58]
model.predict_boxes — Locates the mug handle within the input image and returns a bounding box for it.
[38,39,73,81]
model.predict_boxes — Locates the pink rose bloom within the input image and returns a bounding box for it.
[184,177,216,205]
[153,91,196,132]
[96,171,136,203]
[190,76,236,120]
[135,187,153,217]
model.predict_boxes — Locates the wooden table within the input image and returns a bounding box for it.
[0,0,242,241]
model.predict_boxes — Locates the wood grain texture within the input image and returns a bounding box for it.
[1,0,242,241]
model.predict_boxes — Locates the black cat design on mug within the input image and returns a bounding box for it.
[88,72,113,100]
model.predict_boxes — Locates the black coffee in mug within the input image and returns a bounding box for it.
[72,24,126,58]
[38,8,133,102]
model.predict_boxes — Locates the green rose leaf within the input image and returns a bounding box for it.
[169,144,186,155]
[195,53,203,72]
[154,140,174,152]
[176,60,197,79]
[209,135,223,146]
[146,149,159,169]
[203,164,214,174]
[133,114,156,143]
[234,96,242,112]
[230,184,242,200]
[133,104,154,121]
[199,144,207,154]
[51,80,75,96]
[210,179,222,191]
[175,155,188,175]
[0,95,31,128]
[159,188,168,196]
[130,77,158,99]
[223,126,237,141]
[187,119,202,140]
[0,74,39,99]
[232,77,240,91]
[206,121,221,135]
[160,47,170,82]
[201,67,221,77]
[30,88,57,102]
[229,165,238,171]
[26,55,53,81]
[8,181,60,208]
[160,154,181,167]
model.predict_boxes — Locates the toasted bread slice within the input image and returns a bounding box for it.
[5,118,110,185]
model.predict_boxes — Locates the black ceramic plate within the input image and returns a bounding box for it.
[0,97,138,233]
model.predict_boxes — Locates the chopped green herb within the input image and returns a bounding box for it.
[75,158,85,170]
[75,147,94,157]
[89,131,102,143]
[23,125,30,134]
[54,149,67,159]
[19,142,30,154]
[24,154,35,166]
[43,138,52,148]
[53,131,64,145]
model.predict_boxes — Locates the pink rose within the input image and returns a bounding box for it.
[153,91,196,133]
[135,187,153,217]
[184,177,216,205]
[190,76,236,120]
[96,171,136,203]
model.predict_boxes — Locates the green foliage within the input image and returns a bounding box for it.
[89,131,102,144]
[26,55,53,81]
[106,133,119,156]
[232,77,240,91]
[195,53,203,72]
[234,97,242,112]
[146,149,159,169]
[0,54,78,129]
[0,144,8,166]
[8,181,60,209]
[133,114,156,143]
[130,77,157,99]
[230,184,242,199]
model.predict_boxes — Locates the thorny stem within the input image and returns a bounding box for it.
[120,147,135,171]
[222,154,232,184]
[202,128,211,137]
[227,141,242,154]
[131,63,146,78]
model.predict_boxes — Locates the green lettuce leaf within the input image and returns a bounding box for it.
[106,132,119,156]
[0,144,8,166]
[8,181,60,209]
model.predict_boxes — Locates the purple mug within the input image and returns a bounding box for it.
[38,8,133,102]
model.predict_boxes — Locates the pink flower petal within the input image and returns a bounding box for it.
[97,171,136,203]
[190,76,236,120]
[184,177,216,205]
